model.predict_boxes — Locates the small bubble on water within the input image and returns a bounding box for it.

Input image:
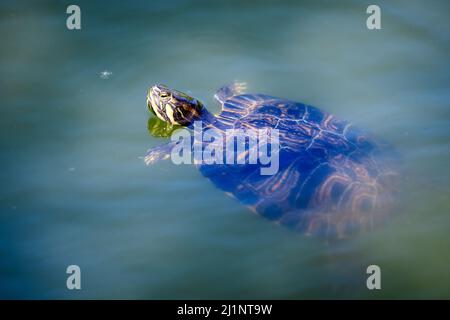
[99,70,113,79]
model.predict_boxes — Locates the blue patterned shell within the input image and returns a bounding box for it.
[198,94,399,238]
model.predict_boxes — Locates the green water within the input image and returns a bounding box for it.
[0,0,449,299]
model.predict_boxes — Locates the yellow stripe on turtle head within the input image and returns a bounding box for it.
[149,96,166,122]
[165,103,180,125]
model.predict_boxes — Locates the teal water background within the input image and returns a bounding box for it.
[0,0,449,299]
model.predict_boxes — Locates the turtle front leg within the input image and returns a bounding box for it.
[214,81,247,104]
[143,141,177,165]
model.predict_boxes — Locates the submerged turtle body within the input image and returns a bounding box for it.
[145,83,398,238]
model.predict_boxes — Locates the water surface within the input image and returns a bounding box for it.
[0,0,449,299]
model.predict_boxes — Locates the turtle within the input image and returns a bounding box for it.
[144,83,399,238]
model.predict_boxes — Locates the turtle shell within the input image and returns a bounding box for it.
[198,94,399,238]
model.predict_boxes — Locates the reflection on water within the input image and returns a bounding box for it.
[147,117,181,138]
[0,0,449,299]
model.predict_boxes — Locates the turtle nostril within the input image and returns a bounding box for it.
[150,85,159,94]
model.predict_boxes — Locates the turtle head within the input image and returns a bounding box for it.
[147,84,204,126]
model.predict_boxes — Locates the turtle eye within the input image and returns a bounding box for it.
[159,92,170,99]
